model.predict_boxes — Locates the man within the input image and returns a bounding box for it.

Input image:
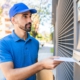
[0,3,61,80]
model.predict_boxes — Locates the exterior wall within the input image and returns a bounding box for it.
[74,21,80,80]
[56,0,74,80]
[52,0,80,80]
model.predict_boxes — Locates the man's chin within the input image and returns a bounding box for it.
[22,27,31,32]
[26,29,31,32]
[27,28,31,32]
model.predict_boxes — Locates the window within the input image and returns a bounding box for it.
[77,0,80,50]
[78,0,80,21]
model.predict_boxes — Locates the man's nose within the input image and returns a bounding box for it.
[28,18,32,23]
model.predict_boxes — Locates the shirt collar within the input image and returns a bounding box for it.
[25,32,32,42]
[11,30,32,42]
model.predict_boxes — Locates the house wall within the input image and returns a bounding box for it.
[52,0,80,80]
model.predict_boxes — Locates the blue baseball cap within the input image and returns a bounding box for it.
[9,3,37,18]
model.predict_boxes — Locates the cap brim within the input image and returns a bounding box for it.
[17,9,37,14]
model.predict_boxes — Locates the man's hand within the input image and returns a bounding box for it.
[0,56,62,80]
[40,56,62,69]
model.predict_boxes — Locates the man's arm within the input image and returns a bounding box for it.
[0,57,61,80]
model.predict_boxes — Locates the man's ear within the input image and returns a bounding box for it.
[11,17,18,24]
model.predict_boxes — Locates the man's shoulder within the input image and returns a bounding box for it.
[31,36,39,44]
[0,34,12,43]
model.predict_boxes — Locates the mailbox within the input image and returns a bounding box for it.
[73,50,80,66]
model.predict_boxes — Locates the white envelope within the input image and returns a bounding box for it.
[54,57,76,62]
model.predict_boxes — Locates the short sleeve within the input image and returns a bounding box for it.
[37,41,39,52]
[36,41,39,59]
[0,39,13,63]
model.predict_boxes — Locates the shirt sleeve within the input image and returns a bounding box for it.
[37,41,39,52]
[0,39,13,63]
[36,41,39,59]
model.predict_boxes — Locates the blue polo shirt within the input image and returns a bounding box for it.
[0,31,39,80]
